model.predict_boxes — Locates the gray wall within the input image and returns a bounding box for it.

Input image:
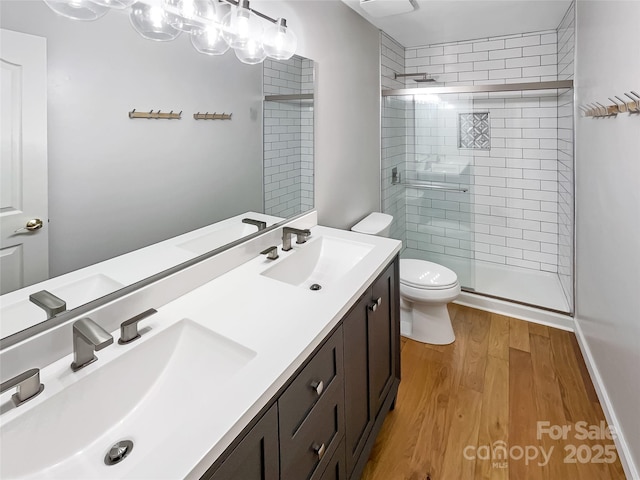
[1,1,264,277]
[255,0,382,230]
[575,1,640,477]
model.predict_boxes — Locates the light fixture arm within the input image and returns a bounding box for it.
[218,0,281,25]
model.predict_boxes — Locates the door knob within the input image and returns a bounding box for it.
[14,219,44,233]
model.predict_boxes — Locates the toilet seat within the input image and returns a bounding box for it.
[400,259,458,290]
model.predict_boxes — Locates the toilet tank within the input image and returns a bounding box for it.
[351,212,393,237]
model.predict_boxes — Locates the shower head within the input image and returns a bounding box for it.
[394,72,437,83]
[413,76,437,83]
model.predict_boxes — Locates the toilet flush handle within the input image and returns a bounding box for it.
[369,297,382,312]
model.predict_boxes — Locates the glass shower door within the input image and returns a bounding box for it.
[382,93,476,291]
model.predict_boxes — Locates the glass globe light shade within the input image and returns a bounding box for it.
[191,24,229,55]
[234,37,266,65]
[221,0,263,49]
[43,0,109,21]
[89,0,136,9]
[263,18,297,60]
[129,2,181,41]
[164,0,216,34]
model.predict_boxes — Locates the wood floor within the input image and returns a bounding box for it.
[361,304,626,480]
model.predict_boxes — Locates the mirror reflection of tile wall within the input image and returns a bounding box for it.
[263,56,314,217]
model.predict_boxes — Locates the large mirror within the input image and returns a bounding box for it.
[0,1,314,339]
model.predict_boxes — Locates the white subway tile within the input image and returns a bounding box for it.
[524,210,557,222]
[505,35,541,48]
[506,56,541,68]
[474,59,506,71]
[523,44,557,56]
[444,43,473,55]
[489,48,523,60]
[523,65,558,77]
[476,252,506,264]
[417,46,444,57]
[459,51,489,62]
[473,39,506,51]
[489,68,523,79]
[458,70,489,82]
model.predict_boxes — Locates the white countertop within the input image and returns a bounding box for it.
[0,212,282,339]
[0,225,401,479]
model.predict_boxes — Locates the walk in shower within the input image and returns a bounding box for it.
[382,81,574,313]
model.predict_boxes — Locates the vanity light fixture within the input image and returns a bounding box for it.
[90,0,136,9]
[129,2,182,41]
[42,0,297,64]
[43,0,110,21]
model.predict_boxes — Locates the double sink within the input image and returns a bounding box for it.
[0,227,382,478]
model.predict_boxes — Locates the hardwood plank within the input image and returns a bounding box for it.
[509,347,543,480]
[530,333,580,479]
[438,386,483,480]
[528,322,550,338]
[475,354,509,479]
[548,328,621,479]
[509,317,531,352]
[361,340,436,480]
[568,332,599,404]
[460,308,491,393]
[488,313,511,360]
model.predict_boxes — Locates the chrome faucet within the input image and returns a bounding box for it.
[29,290,66,318]
[282,227,311,251]
[242,218,267,231]
[70,318,113,371]
[0,368,44,406]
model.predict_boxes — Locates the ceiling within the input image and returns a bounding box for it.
[341,0,572,47]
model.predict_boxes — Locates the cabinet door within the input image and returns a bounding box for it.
[204,404,279,480]
[367,261,397,419]
[342,293,372,477]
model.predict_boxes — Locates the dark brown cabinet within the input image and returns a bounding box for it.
[279,327,344,480]
[343,259,400,479]
[202,256,399,480]
[202,404,279,480]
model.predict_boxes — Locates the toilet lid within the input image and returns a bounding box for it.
[400,259,458,289]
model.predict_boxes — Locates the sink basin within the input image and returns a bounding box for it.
[177,223,260,256]
[0,274,124,338]
[261,235,375,289]
[0,319,256,478]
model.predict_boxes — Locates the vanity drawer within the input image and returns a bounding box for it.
[278,326,344,439]
[319,438,347,480]
[280,379,344,480]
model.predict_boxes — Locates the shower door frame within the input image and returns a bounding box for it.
[381,79,575,315]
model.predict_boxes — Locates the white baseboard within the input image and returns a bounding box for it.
[454,291,575,331]
[573,320,639,480]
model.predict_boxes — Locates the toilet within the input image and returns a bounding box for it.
[351,213,460,345]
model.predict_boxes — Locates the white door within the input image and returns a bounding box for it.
[0,29,48,294]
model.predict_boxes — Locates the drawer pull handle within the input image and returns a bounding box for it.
[369,298,382,312]
[312,442,326,460]
[310,380,324,396]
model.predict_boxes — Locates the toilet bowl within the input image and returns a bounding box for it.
[399,259,460,344]
[351,212,460,345]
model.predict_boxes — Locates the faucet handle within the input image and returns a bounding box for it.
[119,308,157,345]
[261,246,279,260]
[29,290,66,318]
[295,229,311,244]
[0,368,44,406]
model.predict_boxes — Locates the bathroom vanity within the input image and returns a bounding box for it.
[202,258,399,480]
[0,222,401,479]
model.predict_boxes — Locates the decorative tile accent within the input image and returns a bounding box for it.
[459,112,491,149]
